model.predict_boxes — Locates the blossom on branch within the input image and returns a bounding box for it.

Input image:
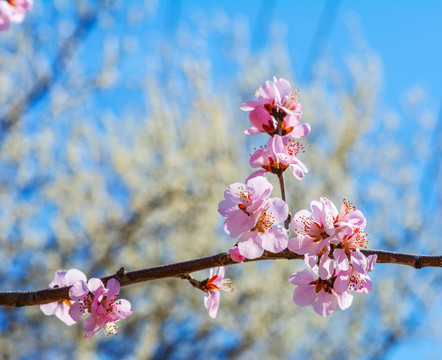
[248,135,307,181]
[202,267,233,319]
[218,176,273,238]
[240,77,310,138]
[40,269,87,325]
[0,0,32,31]
[288,197,338,256]
[69,278,132,339]
[289,268,353,317]
[237,197,289,259]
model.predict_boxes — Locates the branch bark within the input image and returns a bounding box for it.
[0,249,440,307]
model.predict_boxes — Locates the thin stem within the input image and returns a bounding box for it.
[0,249,440,307]
[274,112,290,229]
[278,173,290,229]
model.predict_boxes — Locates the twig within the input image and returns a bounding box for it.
[0,249,440,307]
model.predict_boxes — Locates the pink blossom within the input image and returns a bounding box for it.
[237,197,288,259]
[40,269,87,326]
[288,197,368,256]
[248,135,307,181]
[334,254,377,294]
[69,278,132,339]
[288,197,338,256]
[240,77,310,138]
[333,229,370,272]
[0,0,32,31]
[202,267,232,319]
[289,269,353,317]
[218,176,273,238]
[228,245,245,263]
[335,198,367,234]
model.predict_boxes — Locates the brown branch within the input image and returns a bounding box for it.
[0,249,440,307]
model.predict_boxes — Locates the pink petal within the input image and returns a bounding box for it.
[267,198,289,224]
[290,123,311,138]
[88,278,105,294]
[356,275,372,294]
[287,235,314,254]
[114,299,132,318]
[245,170,269,182]
[244,127,262,135]
[248,176,273,199]
[274,78,291,97]
[334,249,349,271]
[69,280,89,301]
[240,100,260,111]
[65,269,87,286]
[289,163,306,180]
[293,285,316,306]
[271,135,285,154]
[310,201,323,223]
[48,270,68,288]
[347,210,367,228]
[258,81,278,102]
[55,303,77,326]
[238,231,264,259]
[106,278,121,300]
[350,251,368,274]
[366,254,377,272]
[223,183,246,204]
[304,254,318,270]
[249,147,268,168]
[261,226,288,253]
[249,106,274,132]
[288,269,315,285]
[291,209,313,232]
[83,315,101,339]
[337,291,353,310]
[312,291,338,317]
[204,291,220,319]
[334,273,350,293]
[218,199,235,217]
[69,301,86,322]
[217,266,225,280]
[223,210,254,238]
[318,257,334,280]
[40,302,58,316]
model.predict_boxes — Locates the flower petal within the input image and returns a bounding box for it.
[204,291,220,319]
[238,231,264,259]
[40,302,58,316]
[65,269,87,287]
[337,291,353,310]
[293,285,316,307]
[261,225,288,253]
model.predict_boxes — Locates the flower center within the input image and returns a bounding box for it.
[251,211,274,233]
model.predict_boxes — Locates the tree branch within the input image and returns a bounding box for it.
[0,249,440,307]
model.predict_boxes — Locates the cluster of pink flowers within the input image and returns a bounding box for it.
[0,0,32,31]
[288,197,376,316]
[240,77,310,138]
[39,78,377,329]
[214,78,376,318]
[40,269,132,339]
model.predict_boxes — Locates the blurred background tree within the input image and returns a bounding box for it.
[0,1,440,359]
